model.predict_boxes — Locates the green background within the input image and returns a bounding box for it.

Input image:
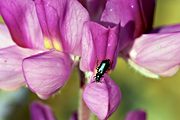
[0,0,180,120]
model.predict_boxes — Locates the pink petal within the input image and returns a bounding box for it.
[23,50,73,99]
[152,24,180,33]
[0,24,14,48]
[0,46,41,90]
[83,74,121,120]
[0,0,44,49]
[129,33,180,77]
[101,0,155,37]
[125,110,146,120]
[30,101,56,120]
[80,21,120,72]
[34,0,89,55]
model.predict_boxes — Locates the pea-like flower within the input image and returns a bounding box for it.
[0,0,89,99]
[80,0,155,119]
[107,0,180,79]
[1,0,171,119]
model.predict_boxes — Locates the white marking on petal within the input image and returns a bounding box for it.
[128,59,160,79]
[129,49,137,60]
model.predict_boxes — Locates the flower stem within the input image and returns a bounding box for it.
[78,69,90,120]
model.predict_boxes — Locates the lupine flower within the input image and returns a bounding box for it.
[30,101,56,120]
[70,112,78,120]
[80,0,156,70]
[103,0,180,79]
[0,0,169,120]
[80,0,155,119]
[79,2,121,120]
[125,110,146,120]
[0,0,89,99]
[30,101,146,120]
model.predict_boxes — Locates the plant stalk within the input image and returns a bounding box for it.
[78,68,90,120]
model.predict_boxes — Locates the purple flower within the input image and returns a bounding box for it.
[80,21,120,71]
[31,102,78,120]
[128,30,180,78]
[30,101,56,120]
[80,0,155,71]
[79,0,154,119]
[101,0,155,37]
[0,0,163,119]
[79,21,121,119]
[83,74,121,120]
[125,110,147,120]
[30,102,146,120]
[0,0,89,99]
[105,1,180,78]
[100,0,155,52]
[69,112,78,120]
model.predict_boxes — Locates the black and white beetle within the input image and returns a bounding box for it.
[95,59,111,82]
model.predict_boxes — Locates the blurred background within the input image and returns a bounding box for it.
[0,0,180,120]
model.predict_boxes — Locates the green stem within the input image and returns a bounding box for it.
[78,69,90,120]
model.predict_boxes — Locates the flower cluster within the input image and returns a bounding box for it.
[0,0,180,119]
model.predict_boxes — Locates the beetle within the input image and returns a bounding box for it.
[95,59,111,82]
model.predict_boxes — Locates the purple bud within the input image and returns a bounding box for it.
[125,110,147,120]
[83,74,121,120]
[30,101,56,120]
[69,112,78,120]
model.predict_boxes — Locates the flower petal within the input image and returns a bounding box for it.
[34,0,89,55]
[101,0,155,37]
[30,101,56,120]
[78,0,106,20]
[0,24,14,48]
[80,22,120,72]
[83,74,121,120]
[70,112,78,120]
[0,0,44,49]
[23,50,73,99]
[125,110,146,120]
[129,33,180,77]
[0,46,41,90]
[152,24,180,33]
